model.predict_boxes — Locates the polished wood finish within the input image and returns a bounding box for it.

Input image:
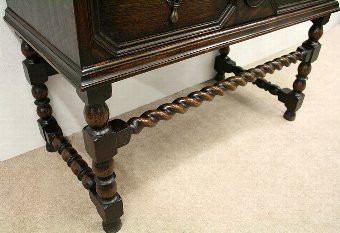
[214,46,245,81]
[283,16,329,121]
[21,41,96,192]
[52,135,96,192]
[32,84,52,120]
[4,0,339,90]
[5,1,339,232]
[22,41,55,151]
[128,51,302,134]
[8,0,80,65]
[80,88,124,232]
[93,0,231,43]
[253,77,283,96]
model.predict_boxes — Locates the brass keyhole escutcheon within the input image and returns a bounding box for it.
[167,0,182,24]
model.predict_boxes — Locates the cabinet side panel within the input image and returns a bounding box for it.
[6,0,81,66]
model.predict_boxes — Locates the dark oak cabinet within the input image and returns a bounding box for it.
[5,0,339,90]
[4,1,339,232]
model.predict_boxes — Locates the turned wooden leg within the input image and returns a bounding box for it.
[23,41,129,230]
[22,40,127,231]
[21,40,96,192]
[282,16,329,121]
[78,86,125,233]
[21,41,59,151]
[214,46,245,81]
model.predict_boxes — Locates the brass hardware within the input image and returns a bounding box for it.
[167,0,182,24]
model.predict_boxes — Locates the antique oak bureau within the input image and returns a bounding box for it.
[4,0,339,232]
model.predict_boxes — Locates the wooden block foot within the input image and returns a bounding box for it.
[280,16,329,121]
[90,191,124,232]
[283,110,296,121]
[45,142,57,152]
[102,219,122,233]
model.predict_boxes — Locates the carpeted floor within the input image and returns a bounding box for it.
[1,26,339,233]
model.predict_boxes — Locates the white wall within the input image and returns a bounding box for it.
[0,0,339,161]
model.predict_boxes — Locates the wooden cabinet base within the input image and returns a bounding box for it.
[17,16,329,231]
[5,0,339,231]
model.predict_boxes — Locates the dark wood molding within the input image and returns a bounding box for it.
[276,0,330,14]
[128,50,303,134]
[91,2,236,56]
[4,1,339,92]
[81,1,338,89]
[4,8,82,88]
[7,1,339,231]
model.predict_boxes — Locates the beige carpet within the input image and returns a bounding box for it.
[1,26,340,233]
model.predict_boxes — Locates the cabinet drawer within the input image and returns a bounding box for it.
[5,0,339,90]
[91,0,280,57]
[91,0,236,55]
[92,0,231,43]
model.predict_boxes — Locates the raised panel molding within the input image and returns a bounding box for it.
[91,0,237,57]
[4,0,339,90]
[272,0,329,14]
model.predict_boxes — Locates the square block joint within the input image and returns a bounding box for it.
[22,59,49,85]
[83,126,118,163]
[83,119,132,163]
[278,88,305,112]
[37,117,62,145]
[89,191,124,222]
[298,41,322,64]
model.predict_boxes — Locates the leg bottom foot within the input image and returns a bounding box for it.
[283,110,296,121]
[46,143,57,152]
[102,218,122,233]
